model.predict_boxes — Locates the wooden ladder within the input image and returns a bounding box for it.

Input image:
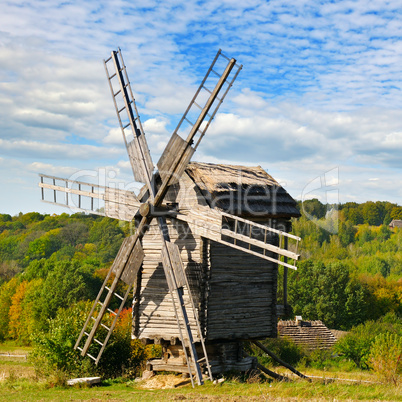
[171,49,242,150]
[104,48,154,185]
[160,239,213,386]
[74,236,143,364]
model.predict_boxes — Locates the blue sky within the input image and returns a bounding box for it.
[0,0,401,215]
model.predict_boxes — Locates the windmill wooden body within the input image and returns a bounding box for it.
[39,49,301,385]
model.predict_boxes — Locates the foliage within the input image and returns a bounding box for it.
[88,217,125,263]
[30,303,146,379]
[8,279,43,344]
[30,301,99,378]
[249,337,305,368]
[369,332,402,385]
[335,312,402,369]
[0,277,19,342]
[0,203,401,379]
[288,260,372,330]
[36,260,100,324]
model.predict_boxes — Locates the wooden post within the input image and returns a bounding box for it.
[283,235,288,307]
[242,352,289,382]
[252,340,310,381]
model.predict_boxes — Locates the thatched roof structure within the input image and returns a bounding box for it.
[278,319,337,350]
[186,162,300,218]
[389,219,402,228]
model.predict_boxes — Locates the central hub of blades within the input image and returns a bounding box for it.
[139,202,152,218]
[139,202,178,218]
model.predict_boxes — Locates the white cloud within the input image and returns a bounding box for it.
[103,128,123,145]
[0,139,124,160]
[0,0,402,214]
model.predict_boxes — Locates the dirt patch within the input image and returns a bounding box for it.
[139,374,192,389]
[0,363,36,380]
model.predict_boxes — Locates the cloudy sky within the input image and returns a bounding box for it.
[1,0,401,216]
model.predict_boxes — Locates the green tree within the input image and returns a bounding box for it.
[26,229,62,261]
[288,260,371,329]
[59,221,89,247]
[35,260,100,327]
[361,201,382,226]
[391,206,402,220]
[0,277,19,341]
[335,312,402,369]
[338,220,357,247]
[301,198,327,220]
[89,217,124,263]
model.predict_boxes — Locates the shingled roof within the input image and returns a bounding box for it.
[186,162,300,218]
[278,319,337,350]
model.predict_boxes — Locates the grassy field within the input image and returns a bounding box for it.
[1,342,401,401]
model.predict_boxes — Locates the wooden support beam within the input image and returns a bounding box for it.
[252,340,310,381]
[242,352,289,382]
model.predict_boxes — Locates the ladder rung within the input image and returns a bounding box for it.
[197,356,206,363]
[87,353,97,362]
[77,346,83,352]
[107,308,117,316]
[94,338,104,346]
[101,323,110,331]
[114,89,121,97]
[123,122,131,129]
[109,72,117,80]
[105,286,124,301]
[105,56,112,63]
[220,52,231,62]
[184,117,194,126]
[193,101,202,110]
[118,106,126,113]
[115,292,124,301]
[203,85,212,94]
[84,331,89,337]
[211,68,220,77]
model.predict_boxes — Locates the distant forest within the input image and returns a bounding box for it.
[0,199,401,346]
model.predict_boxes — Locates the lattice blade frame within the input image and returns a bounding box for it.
[175,207,301,270]
[104,49,154,192]
[39,174,140,221]
[157,50,242,187]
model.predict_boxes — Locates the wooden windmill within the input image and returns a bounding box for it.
[39,49,301,386]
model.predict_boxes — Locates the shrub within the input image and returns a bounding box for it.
[335,312,402,369]
[250,337,306,367]
[369,332,402,385]
[30,302,147,379]
[30,301,99,379]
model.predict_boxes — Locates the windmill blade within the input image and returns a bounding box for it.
[175,207,301,270]
[157,50,242,187]
[75,216,149,363]
[104,49,154,196]
[155,216,210,386]
[39,174,140,221]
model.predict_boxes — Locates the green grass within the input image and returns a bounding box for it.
[0,341,401,401]
[0,340,32,354]
[0,377,401,401]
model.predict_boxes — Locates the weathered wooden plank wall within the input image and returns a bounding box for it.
[206,241,278,340]
[136,219,205,342]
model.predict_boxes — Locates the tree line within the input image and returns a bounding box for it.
[0,200,400,376]
[285,199,401,330]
